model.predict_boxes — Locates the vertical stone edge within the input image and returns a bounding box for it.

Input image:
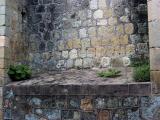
[148,0,160,94]
[0,0,10,119]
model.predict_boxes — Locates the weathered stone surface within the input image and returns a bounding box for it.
[75,59,83,68]
[88,27,97,37]
[79,28,88,38]
[97,19,108,26]
[90,0,98,10]
[93,10,103,19]
[108,17,117,25]
[83,58,93,68]
[62,51,69,59]
[81,38,90,49]
[69,49,78,59]
[80,98,93,112]
[150,48,160,70]
[16,0,149,72]
[66,59,74,68]
[125,23,134,34]
[98,110,109,120]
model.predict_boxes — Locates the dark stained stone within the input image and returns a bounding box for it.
[44,31,51,41]
[36,5,45,13]
[39,23,45,32]
[31,14,42,24]
[47,41,54,51]
[39,42,45,52]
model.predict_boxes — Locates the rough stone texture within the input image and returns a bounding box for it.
[148,0,160,92]
[22,0,149,73]
[3,82,156,120]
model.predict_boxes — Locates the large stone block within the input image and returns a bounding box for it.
[150,48,160,70]
[0,59,7,68]
[147,0,160,21]
[0,26,6,36]
[0,47,9,59]
[0,36,9,47]
[149,21,160,47]
[0,6,5,14]
[151,71,160,93]
[0,0,5,5]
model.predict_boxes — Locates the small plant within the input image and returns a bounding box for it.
[97,69,121,78]
[8,65,32,81]
[133,64,150,82]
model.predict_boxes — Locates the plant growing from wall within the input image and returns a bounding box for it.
[97,69,121,78]
[8,65,32,81]
[133,64,150,82]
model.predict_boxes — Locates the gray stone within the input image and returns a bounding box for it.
[79,28,88,38]
[0,0,5,5]
[0,15,5,26]
[75,59,83,68]
[93,10,103,19]
[81,38,91,49]
[66,59,74,68]
[0,6,5,14]
[69,49,78,59]
[100,57,111,68]
[130,34,141,44]
[120,16,129,23]
[83,58,93,68]
[90,0,98,10]
[62,51,69,59]
[97,19,108,26]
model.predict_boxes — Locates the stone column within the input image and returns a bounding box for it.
[0,0,11,119]
[148,0,160,93]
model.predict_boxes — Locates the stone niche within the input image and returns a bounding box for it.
[23,0,149,73]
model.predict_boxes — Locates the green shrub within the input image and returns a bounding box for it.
[133,64,150,82]
[97,69,121,78]
[8,65,32,81]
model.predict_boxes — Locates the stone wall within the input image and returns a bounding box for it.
[0,0,27,118]
[149,0,160,93]
[25,0,149,73]
[4,83,160,120]
[0,0,27,85]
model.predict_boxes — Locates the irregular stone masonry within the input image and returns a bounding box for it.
[3,83,160,120]
[24,0,149,73]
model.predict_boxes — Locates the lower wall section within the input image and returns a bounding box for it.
[3,88,160,120]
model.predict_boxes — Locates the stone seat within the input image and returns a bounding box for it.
[5,69,151,96]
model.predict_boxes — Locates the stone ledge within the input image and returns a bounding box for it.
[4,82,151,96]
